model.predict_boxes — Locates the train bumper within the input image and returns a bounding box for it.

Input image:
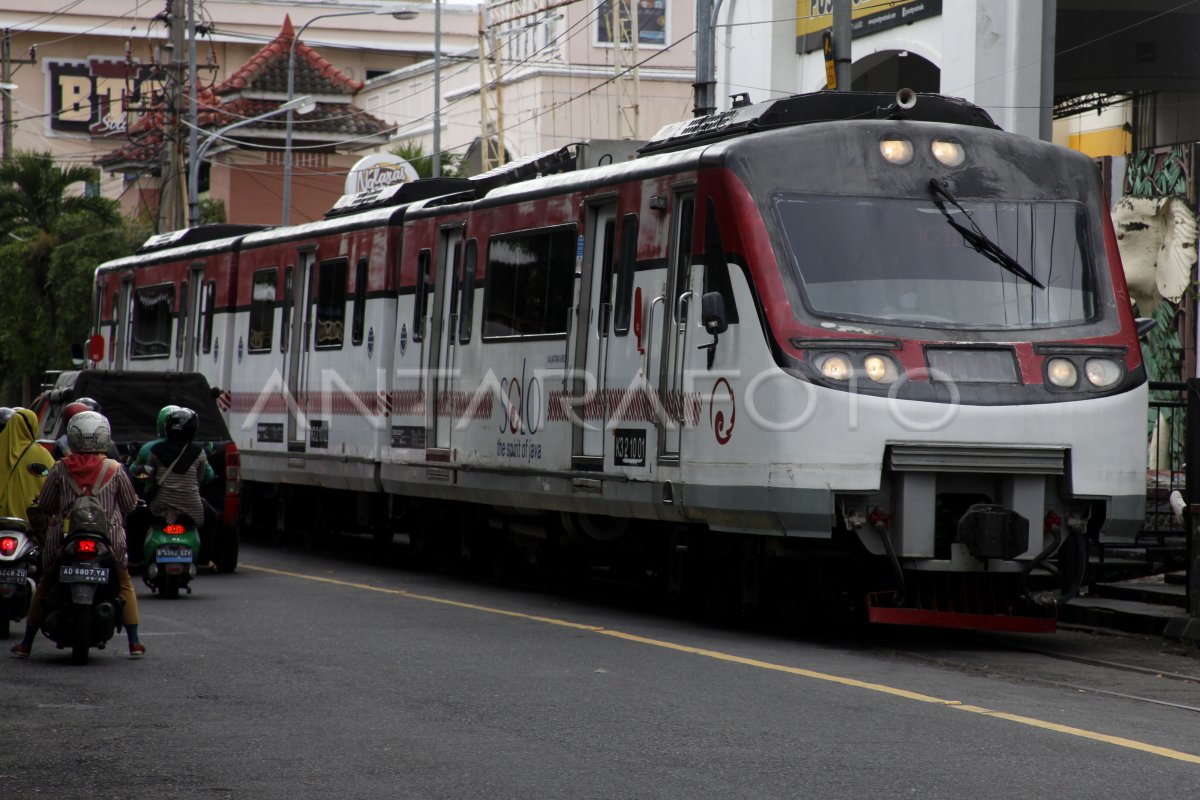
[866,587,1057,633]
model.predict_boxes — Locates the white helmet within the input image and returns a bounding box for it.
[66,411,112,454]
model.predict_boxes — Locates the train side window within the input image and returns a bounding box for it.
[483,225,576,339]
[315,258,348,350]
[176,281,188,358]
[598,218,616,337]
[351,257,368,346]
[248,268,277,353]
[702,198,739,324]
[94,282,105,334]
[201,281,216,355]
[459,239,477,344]
[109,291,117,362]
[413,249,432,341]
[130,283,174,359]
[279,266,294,354]
[613,213,638,335]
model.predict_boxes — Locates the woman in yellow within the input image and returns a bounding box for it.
[0,408,53,522]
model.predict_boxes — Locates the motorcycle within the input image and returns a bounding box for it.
[0,518,40,640]
[142,515,200,599]
[40,528,125,665]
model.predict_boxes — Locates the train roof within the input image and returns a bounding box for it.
[96,226,264,275]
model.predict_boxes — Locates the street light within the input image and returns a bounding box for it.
[282,5,420,226]
[188,94,316,228]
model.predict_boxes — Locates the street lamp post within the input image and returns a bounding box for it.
[188,94,316,228]
[432,0,441,177]
[282,6,419,226]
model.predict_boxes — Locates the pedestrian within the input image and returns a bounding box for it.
[0,408,54,523]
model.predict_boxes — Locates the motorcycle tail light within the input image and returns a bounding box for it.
[77,539,97,553]
[164,524,187,535]
[0,536,16,556]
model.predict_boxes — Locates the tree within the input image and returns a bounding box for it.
[0,151,128,403]
[389,141,462,179]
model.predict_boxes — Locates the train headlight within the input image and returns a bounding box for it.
[1046,358,1078,388]
[879,138,913,165]
[1085,358,1122,388]
[931,140,966,167]
[818,354,853,381]
[863,355,898,383]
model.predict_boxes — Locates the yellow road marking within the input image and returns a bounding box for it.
[242,563,1200,765]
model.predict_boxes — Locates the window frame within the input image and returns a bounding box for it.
[613,213,639,335]
[314,257,349,351]
[129,282,175,360]
[481,224,578,342]
[247,268,278,354]
[351,257,369,346]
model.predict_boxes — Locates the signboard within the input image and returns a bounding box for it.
[343,153,420,195]
[597,0,667,46]
[796,0,942,54]
[48,59,160,136]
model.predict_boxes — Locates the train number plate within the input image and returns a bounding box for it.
[613,428,647,467]
[0,565,27,582]
[59,565,110,584]
[156,546,194,564]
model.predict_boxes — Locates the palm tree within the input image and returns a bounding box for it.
[0,151,125,401]
[389,141,462,179]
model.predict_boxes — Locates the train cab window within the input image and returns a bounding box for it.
[109,291,118,362]
[413,249,432,341]
[280,266,294,354]
[483,226,576,339]
[613,214,639,335]
[315,258,348,349]
[94,282,105,334]
[201,281,216,355]
[459,239,477,344]
[598,218,616,337]
[176,281,188,358]
[248,268,277,353]
[130,283,174,359]
[702,198,738,324]
[351,258,368,346]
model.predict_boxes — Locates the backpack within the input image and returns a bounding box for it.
[64,461,118,537]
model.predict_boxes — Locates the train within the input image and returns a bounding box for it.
[85,90,1148,631]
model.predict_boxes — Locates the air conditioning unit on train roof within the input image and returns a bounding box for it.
[137,224,268,254]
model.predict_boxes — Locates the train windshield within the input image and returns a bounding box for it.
[775,195,1097,329]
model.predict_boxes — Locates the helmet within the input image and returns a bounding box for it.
[164,408,198,443]
[0,407,12,433]
[156,404,181,438]
[63,397,99,424]
[66,411,112,454]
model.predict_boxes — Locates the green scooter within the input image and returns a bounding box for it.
[142,516,200,599]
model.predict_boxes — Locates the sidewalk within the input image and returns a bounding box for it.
[1059,572,1200,643]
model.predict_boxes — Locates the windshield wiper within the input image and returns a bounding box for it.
[928,178,1045,290]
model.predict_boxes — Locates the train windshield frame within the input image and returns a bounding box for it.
[774,193,1098,330]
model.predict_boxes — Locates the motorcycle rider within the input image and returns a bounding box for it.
[129,404,182,475]
[51,398,120,460]
[143,409,213,567]
[0,408,54,522]
[10,411,144,659]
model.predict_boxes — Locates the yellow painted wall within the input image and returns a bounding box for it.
[1068,127,1131,158]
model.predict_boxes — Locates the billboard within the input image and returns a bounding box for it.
[796,0,942,54]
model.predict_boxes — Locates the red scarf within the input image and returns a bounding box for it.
[62,453,110,491]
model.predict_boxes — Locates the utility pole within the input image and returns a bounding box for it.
[693,0,718,117]
[187,0,199,221]
[1,30,36,161]
[831,0,852,91]
[157,0,187,233]
[614,0,640,138]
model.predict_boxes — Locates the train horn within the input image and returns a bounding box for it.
[895,88,917,109]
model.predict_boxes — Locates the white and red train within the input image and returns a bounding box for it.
[90,91,1148,630]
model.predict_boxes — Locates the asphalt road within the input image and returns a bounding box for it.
[2,541,1199,799]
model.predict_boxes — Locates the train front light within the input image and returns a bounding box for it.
[863,355,898,384]
[879,138,913,165]
[931,140,965,167]
[1085,358,1122,388]
[1046,358,1078,388]
[818,354,853,381]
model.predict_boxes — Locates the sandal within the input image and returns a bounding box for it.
[129,643,146,658]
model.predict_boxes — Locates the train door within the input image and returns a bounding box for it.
[284,248,316,450]
[183,261,204,371]
[427,225,464,456]
[570,200,618,468]
[659,189,696,460]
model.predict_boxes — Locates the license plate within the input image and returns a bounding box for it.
[59,565,110,584]
[0,565,27,582]
[156,546,194,564]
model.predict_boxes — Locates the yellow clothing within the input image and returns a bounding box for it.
[0,409,54,520]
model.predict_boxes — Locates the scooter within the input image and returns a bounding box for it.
[0,517,40,640]
[41,528,124,665]
[142,516,200,599]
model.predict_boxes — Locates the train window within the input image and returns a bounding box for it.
[280,266,294,353]
[613,214,638,335]
[413,249,432,342]
[201,281,216,354]
[176,281,189,358]
[702,199,739,324]
[94,282,105,334]
[351,258,368,346]
[459,239,477,344]
[673,196,696,323]
[109,291,117,362]
[248,269,277,353]
[130,283,174,359]
[483,225,576,339]
[598,218,616,337]
[315,258,348,349]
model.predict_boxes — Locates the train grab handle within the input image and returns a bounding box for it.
[641,295,665,375]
